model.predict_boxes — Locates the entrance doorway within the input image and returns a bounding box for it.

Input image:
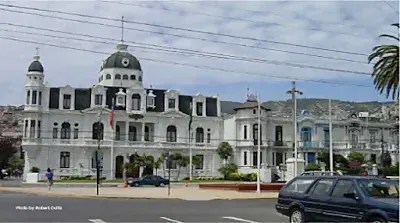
[115,156,124,179]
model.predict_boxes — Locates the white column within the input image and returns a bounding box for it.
[22,119,26,138]
[27,118,31,138]
[202,99,206,117]
[141,122,145,141]
[215,95,221,117]
[34,119,39,138]
[192,99,197,116]
[29,89,33,105]
[125,122,129,141]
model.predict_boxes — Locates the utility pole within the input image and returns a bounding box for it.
[96,108,105,196]
[329,99,333,172]
[286,81,303,177]
[256,92,261,193]
[188,102,193,180]
[380,129,385,177]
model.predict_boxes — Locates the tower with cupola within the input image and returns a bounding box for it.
[25,49,45,111]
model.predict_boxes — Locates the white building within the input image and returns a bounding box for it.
[21,42,399,181]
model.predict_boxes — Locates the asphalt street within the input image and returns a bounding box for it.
[0,191,287,222]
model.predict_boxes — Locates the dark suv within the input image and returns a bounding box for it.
[275,175,399,222]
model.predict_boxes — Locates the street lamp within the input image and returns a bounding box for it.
[95,107,106,196]
[286,81,303,177]
[188,102,193,180]
[165,151,172,196]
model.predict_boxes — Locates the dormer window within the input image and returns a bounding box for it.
[196,102,203,116]
[147,90,156,108]
[139,76,142,82]
[168,98,175,109]
[106,74,111,79]
[123,75,128,80]
[115,88,126,107]
[130,75,136,80]
[132,94,141,111]
[115,74,121,80]
[63,94,71,109]
[95,94,103,106]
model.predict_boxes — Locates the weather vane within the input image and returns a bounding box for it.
[35,47,40,56]
[121,16,125,42]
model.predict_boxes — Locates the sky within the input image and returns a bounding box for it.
[0,0,399,106]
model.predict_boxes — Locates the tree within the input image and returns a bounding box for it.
[381,151,392,167]
[191,155,203,177]
[317,152,348,169]
[140,154,155,176]
[347,152,365,164]
[176,156,189,181]
[154,157,163,176]
[368,23,399,100]
[0,138,17,170]
[216,141,233,164]
[7,154,24,177]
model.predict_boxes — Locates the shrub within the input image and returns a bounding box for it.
[218,162,238,180]
[30,167,40,173]
[305,163,321,171]
[226,172,257,181]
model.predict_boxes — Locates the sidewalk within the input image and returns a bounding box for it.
[0,186,279,200]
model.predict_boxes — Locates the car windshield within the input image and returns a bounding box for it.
[358,179,399,198]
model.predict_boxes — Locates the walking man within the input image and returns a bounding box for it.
[45,168,53,190]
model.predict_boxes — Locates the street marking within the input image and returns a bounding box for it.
[88,219,106,223]
[222,216,259,223]
[160,216,184,223]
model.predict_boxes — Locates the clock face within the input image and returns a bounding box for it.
[121,58,130,67]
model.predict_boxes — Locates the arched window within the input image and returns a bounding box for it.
[115,125,120,140]
[130,75,136,80]
[253,124,262,145]
[132,94,141,111]
[350,130,359,148]
[301,127,312,147]
[60,151,70,168]
[115,74,121,79]
[166,125,177,142]
[144,126,149,141]
[128,126,137,141]
[106,74,111,79]
[92,122,104,140]
[196,127,204,143]
[61,122,71,139]
[122,74,128,80]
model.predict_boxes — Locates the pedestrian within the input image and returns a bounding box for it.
[45,168,54,190]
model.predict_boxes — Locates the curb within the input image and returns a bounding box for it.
[0,188,278,200]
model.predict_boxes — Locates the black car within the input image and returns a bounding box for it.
[275,175,399,222]
[127,175,170,187]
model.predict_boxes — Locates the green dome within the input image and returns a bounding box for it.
[28,56,44,72]
[101,51,142,71]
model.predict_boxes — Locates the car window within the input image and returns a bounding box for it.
[331,180,358,197]
[309,179,335,196]
[284,178,314,193]
[357,179,399,198]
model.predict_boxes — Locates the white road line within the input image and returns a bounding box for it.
[222,216,260,223]
[160,216,184,223]
[88,219,107,223]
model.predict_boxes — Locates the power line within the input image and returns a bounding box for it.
[382,0,400,14]
[0,36,374,88]
[1,21,369,65]
[0,3,369,56]
[108,1,374,39]
[1,27,372,76]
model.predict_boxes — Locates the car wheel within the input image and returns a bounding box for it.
[134,183,140,187]
[160,183,165,187]
[370,216,386,223]
[289,208,304,223]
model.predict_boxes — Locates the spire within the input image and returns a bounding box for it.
[33,47,40,61]
[116,16,128,51]
[246,85,250,98]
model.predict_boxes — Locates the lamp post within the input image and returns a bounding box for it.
[188,102,193,180]
[165,151,172,196]
[96,107,106,196]
[286,81,303,177]
[256,92,261,193]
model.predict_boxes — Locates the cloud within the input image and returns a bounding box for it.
[0,0,398,105]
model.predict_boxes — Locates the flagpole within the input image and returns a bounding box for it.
[110,98,115,180]
[257,92,261,193]
[329,99,333,172]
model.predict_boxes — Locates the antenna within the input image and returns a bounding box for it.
[246,85,250,98]
[121,16,125,42]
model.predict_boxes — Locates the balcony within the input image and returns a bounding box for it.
[298,141,324,148]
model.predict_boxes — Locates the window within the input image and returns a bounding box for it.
[370,131,376,143]
[253,109,256,114]
[284,179,315,193]
[196,128,204,143]
[91,151,104,169]
[276,152,283,166]
[60,152,70,168]
[24,120,28,137]
[92,122,104,140]
[358,179,399,198]
[122,74,128,80]
[115,125,120,140]
[332,180,358,198]
[95,94,103,106]
[106,74,111,79]
[207,133,211,143]
[168,98,175,109]
[309,179,335,196]
[132,94,141,111]
[115,74,121,79]
[30,120,35,138]
[252,151,262,166]
[63,94,71,109]
[243,151,247,165]
[26,90,30,104]
[53,127,58,139]
[196,102,203,116]
[128,126,137,141]
[144,126,149,141]
[146,95,155,107]
[61,122,71,139]
[37,121,41,138]
[73,128,79,139]
[275,126,282,143]
[301,127,312,143]
[194,155,204,169]
[324,128,329,147]
[166,125,177,142]
[166,158,177,169]
[130,75,136,80]
[351,131,359,148]
[38,91,42,105]
[253,124,262,145]
[244,125,247,139]
[32,90,37,104]
[138,76,142,82]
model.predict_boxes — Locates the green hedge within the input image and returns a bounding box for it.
[60,176,106,180]
[227,172,257,181]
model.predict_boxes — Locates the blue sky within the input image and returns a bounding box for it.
[0,0,398,105]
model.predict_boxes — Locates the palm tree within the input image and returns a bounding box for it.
[368,23,399,100]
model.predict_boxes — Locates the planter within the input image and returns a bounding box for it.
[26,173,39,183]
[199,183,285,191]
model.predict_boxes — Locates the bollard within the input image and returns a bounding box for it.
[124,180,128,188]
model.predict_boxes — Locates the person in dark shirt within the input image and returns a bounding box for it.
[45,168,53,190]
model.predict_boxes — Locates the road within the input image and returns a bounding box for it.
[0,191,287,222]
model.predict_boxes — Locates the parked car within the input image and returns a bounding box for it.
[275,175,399,222]
[300,171,341,176]
[127,175,170,187]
